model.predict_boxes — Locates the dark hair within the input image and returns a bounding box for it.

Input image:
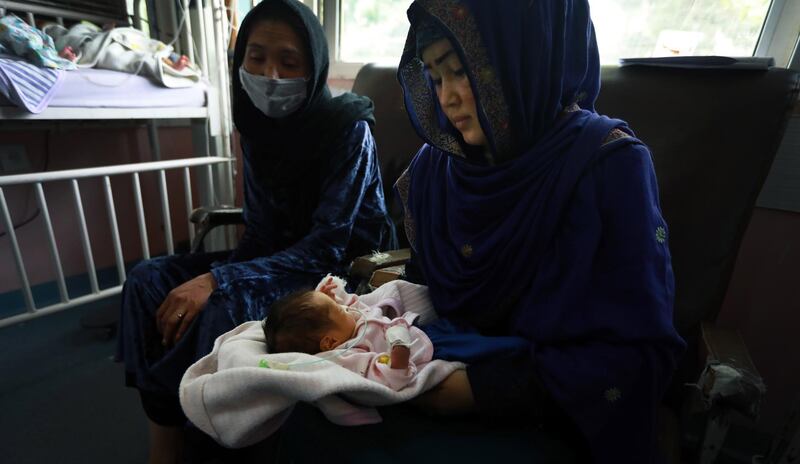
[262,289,333,354]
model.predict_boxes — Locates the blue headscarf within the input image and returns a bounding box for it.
[399,0,601,164]
[397,1,685,461]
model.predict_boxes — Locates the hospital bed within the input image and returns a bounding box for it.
[0,0,234,327]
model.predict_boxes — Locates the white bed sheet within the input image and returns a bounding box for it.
[0,67,207,109]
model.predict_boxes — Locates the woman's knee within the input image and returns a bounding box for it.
[209,275,296,323]
[126,258,165,291]
[121,257,174,312]
[129,257,160,281]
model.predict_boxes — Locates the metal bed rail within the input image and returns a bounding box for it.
[0,156,230,328]
[0,0,236,217]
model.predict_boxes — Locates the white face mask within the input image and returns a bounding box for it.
[239,66,308,118]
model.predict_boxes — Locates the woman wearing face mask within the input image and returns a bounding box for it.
[278,1,686,463]
[116,1,395,462]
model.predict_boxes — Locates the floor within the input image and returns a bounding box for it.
[0,297,149,464]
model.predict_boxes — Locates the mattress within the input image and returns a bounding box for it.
[0,67,207,109]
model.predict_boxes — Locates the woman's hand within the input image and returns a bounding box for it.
[156,272,217,347]
[411,369,475,415]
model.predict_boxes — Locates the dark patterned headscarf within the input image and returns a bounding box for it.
[400,0,601,165]
[414,15,446,58]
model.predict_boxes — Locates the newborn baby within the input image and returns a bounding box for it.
[262,276,434,390]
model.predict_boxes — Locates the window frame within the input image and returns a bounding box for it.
[755,0,800,70]
[321,0,358,79]
[318,0,799,79]
[319,0,410,79]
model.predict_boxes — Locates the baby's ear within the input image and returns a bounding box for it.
[319,335,336,352]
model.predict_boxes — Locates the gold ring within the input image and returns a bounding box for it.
[176,312,185,319]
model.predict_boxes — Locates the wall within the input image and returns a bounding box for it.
[328,78,354,93]
[717,207,800,436]
[757,117,800,212]
[715,113,800,437]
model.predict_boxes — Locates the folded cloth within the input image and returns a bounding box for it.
[180,281,463,448]
[47,22,201,88]
[0,15,75,69]
[0,54,64,112]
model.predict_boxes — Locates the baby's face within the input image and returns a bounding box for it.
[311,291,357,350]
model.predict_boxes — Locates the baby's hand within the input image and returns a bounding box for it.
[319,277,338,300]
[390,345,410,370]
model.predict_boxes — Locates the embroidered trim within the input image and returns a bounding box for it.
[602,128,630,146]
[399,56,465,157]
[394,167,416,249]
[655,226,667,244]
[400,0,513,163]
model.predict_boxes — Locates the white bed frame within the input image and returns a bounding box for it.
[0,0,233,166]
[0,0,236,327]
[0,1,228,121]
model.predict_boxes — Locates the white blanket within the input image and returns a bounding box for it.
[47,23,201,88]
[179,280,464,448]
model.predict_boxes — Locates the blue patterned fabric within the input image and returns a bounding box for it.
[397,1,686,462]
[117,0,395,415]
[0,15,75,69]
[210,120,395,291]
[0,54,64,113]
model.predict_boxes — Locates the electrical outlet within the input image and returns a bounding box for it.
[0,145,30,173]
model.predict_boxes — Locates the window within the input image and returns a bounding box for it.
[338,0,411,64]
[237,0,795,77]
[329,0,776,73]
[590,0,773,64]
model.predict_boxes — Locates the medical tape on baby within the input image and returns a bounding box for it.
[385,325,413,347]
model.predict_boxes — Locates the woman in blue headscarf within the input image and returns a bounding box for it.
[281,0,685,463]
[116,0,395,461]
[399,0,687,461]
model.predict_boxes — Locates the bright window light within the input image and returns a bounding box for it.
[247,0,776,67]
[339,0,411,64]
[590,0,773,64]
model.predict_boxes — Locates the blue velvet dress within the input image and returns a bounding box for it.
[116,120,396,418]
